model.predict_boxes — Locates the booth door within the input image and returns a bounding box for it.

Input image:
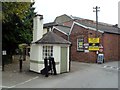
[60,47,67,73]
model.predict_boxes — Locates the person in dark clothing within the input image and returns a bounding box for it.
[49,56,57,75]
[41,56,57,77]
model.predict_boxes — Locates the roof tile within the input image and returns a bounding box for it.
[35,31,71,44]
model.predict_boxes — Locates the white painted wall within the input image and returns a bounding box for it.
[30,44,61,73]
[30,63,44,73]
[30,44,43,73]
[30,44,39,60]
[30,15,44,73]
[53,45,61,74]
[33,15,43,42]
[59,45,70,73]
[30,44,70,74]
[54,44,70,73]
[38,45,43,61]
[43,28,48,35]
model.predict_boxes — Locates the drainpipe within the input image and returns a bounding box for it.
[118,2,120,61]
[67,33,71,71]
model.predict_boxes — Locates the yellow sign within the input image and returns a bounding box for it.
[88,38,99,43]
[88,38,100,51]
[89,46,99,51]
[79,42,83,46]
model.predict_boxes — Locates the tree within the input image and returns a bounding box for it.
[2,2,35,61]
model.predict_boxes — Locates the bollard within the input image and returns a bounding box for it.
[2,51,7,71]
[19,59,22,72]
[2,58,4,71]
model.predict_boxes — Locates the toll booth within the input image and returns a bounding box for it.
[30,32,71,74]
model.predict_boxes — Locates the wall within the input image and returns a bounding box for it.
[119,35,120,61]
[43,28,48,35]
[53,44,70,73]
[103,33,119,62]
[52,22,120,63]
[30,44,41,61]
[70,24,103,63]
[33,16,43,42]
[30,44,67,74]
[30,44,43,73]
[53,45,61,74]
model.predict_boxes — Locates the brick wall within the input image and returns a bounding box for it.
[119,35,120,61]
[53,23,120,63]
[70,24,104,63]
[103,33,119,62]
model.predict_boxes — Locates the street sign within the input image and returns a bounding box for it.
[88,38,99,43]
[89,46,99,51]
[99,45,103,52]
[88,38,99,51]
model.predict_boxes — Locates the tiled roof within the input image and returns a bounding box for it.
[53,25,71,35]
[69,15,83,20]
[75,19,120,34]
[43,22,58,28]
[54,14,72,23]
[35,31,71,44]
[44,14,120,35]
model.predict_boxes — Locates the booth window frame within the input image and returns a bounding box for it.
[77,37,84,52]
[42,45,53,59]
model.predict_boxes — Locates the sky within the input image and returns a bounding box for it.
[33,0,119,25]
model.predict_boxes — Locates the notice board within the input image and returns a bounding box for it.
[88,38,99,51]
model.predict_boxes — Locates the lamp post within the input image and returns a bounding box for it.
[93,6,100,37]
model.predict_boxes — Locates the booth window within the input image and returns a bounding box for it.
[77,37,84,51]
[43,46,53,59]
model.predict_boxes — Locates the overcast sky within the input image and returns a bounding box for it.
[33,0,119,25]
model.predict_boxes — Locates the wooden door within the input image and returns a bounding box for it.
[60,47,67,73]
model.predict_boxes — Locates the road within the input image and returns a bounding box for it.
[1,60,119,89]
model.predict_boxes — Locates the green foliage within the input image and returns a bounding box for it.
[2,2,35,55]
[2,2,31,23]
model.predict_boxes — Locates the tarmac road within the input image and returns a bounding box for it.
[1,60,119,88]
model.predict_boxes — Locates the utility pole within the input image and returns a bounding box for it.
[93,6,100,37]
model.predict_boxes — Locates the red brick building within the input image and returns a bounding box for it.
[44,14,120,63]
[69,22,120,63]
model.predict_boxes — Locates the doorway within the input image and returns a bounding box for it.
[60,47,67,73]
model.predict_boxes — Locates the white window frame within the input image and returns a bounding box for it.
[42,45,53,59]
[77,37,84,51]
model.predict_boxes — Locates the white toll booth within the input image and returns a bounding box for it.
[30,15,71,74]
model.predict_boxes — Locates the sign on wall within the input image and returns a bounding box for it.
[88,38,99,43]
[88,38,99,51]
[77,38,84,51]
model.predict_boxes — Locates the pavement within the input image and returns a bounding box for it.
[0,57,120,89]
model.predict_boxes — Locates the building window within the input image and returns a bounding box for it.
[77,37,84,51]
[43,46,53,59]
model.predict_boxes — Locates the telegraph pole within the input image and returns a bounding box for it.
[93,6,100,37]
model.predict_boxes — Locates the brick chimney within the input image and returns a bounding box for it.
[33,14,43,42]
